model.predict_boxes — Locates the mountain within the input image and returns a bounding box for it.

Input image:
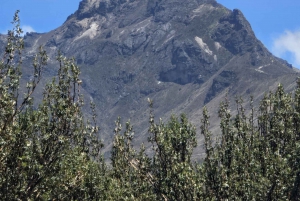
[1,0,299,155]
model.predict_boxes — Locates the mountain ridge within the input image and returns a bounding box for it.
[0,0,298,155]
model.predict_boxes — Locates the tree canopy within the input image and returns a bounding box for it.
[0,11,300,200]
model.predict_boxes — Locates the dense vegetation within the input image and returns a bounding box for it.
[1,12,300,200]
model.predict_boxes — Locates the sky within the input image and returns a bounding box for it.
[0,0,81,34]
[218,0,300,68]
[0,0,300,68]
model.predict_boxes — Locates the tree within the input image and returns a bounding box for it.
[148,100,202,200]
[0,11,105,200]
[109,118,156,200]
[200,84,300,200]
[2,10,300,201]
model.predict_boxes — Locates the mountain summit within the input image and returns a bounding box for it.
[2,0,298,153]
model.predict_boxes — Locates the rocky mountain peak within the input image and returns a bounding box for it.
[73,0,218,21]
[210,8,257,55]
[1,0,297,155]
[75,0,138,20]
[76,0,102,19]
[226,9,254,35]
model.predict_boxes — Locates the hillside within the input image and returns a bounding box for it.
[0,0,298,156]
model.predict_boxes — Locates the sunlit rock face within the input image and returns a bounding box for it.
[1,0,297,155]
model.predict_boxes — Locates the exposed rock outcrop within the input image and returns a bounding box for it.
[0,0,298,155]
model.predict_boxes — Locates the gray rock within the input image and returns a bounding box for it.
[1,0,298,156]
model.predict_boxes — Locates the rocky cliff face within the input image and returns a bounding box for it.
[1,0,298,155]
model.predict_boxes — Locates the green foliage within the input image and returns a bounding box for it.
[109,118,156,200]
[200,85,300,200]
[1,11,300,200]
[148,100,201,200]
[0,11,105,200]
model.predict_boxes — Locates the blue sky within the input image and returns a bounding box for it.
[0,0,299,68]
[218,0,300,68]
[0,0,81,33]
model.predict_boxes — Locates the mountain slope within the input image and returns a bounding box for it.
[1,0,298,155]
